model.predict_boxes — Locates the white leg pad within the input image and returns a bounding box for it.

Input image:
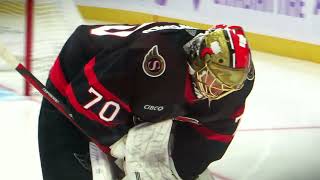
[123,120,180,179]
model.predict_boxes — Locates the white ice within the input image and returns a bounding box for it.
[0,50,320,180]
[0,99,42,180]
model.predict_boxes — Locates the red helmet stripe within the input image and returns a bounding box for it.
[200,47,214,58]
[229,30,249,68]
[214,24,227,29]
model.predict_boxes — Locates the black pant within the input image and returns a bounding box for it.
[38,98,92,180]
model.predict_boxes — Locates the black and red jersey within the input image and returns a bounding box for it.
[45,22,254,152]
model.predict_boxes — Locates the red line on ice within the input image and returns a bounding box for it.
[239,126,320,132]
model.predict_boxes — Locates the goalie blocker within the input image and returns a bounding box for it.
[38,22,254,180]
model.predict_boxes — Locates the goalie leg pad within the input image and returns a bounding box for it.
[112,120,182,179]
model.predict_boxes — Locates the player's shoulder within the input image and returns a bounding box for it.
[70,22,202,41]
[130,22,204,48]
[69,24,96,38]
[64,25,97,47]
[139,22,201,33]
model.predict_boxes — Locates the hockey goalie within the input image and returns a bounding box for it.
[38,22,255,180]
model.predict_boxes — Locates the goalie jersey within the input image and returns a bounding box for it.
[42,22,254,176]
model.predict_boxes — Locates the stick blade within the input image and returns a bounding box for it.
[0,42,20,69]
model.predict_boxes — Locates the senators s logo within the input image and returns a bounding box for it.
[148,61,161,71]
[142,45,166,77]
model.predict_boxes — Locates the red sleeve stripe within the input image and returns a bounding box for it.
[191,124,234,143]
[84,57,132,112]
[65,85,117,127]
[49,57,68,97]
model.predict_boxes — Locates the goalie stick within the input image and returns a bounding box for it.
[0,42,122,179]
[0,42,111,153]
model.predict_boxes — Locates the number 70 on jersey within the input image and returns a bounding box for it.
[83,87,121,122]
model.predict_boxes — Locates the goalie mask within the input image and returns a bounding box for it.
[186,25,252,100]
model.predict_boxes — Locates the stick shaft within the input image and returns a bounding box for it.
[0,42,109,152]
[15,64,109,152]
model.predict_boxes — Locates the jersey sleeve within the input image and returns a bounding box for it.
[41,25,134,151]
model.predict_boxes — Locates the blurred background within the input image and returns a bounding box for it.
[0,0,319,179]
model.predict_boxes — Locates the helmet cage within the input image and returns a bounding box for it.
[193,63,244,100]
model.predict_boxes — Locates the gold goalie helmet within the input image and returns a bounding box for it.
[185,24,252,100]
